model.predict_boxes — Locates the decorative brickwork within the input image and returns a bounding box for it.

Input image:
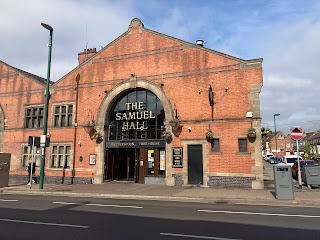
[208,176,255,189]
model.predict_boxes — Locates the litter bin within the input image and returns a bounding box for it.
[273,163,294,200]
[303,165,320,189]
[0,153,11,188]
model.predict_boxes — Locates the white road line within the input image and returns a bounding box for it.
[52,202,80,205]
[0,199,18,202]
[198,210,320,218]
[86,203,143,209]
[53,202,77,205]
[0,218,89,228]
[160,232,242,240]
[53,201,143,209]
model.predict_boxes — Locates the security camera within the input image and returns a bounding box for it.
[188,127,192,132]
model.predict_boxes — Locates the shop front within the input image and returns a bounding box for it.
[103,88,167,184]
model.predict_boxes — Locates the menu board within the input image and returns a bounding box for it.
[172,147,183,168]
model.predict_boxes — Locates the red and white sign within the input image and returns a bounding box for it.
[290,128,303,141]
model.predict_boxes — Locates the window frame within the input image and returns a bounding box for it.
[238,138,248,152]
[24,105,44,129]
[50,144,72,169]
[21,145,41,167]
[52,103,74,127]
[211,138,220,152]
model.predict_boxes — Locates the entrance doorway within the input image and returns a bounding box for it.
[105,147,166,183]
[105,149,137,181]
[187,145,203,185]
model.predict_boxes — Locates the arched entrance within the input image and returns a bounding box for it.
[94,78,174,184]
[105,89,166,182]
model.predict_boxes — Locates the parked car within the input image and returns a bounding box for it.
[264,153,274,161]
[274,156,283,164]
[283,156,303,167]
[291,159,317,180]
[268,156,283,164]
[268,156,275,164]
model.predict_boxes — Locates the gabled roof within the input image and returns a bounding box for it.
[55,18,263,85]
[308,130,320,140]
[266,131,287,141]
[0,60,47,85]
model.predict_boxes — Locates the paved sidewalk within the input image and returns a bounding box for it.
[1,181,320,207]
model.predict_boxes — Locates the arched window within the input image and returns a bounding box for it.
[107,89,165,140]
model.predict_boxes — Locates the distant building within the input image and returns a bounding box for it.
[306,131,320,155]
[264,131,294,156]
[0,18,264,189]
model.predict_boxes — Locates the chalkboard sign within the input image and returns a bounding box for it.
[172,147,183,168]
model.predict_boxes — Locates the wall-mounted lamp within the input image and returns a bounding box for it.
[246,112,253,118]
[246,112,253,128]
[188,127,192,132]
[225,86,229,92]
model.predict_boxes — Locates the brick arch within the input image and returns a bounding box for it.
[94,78,174,183]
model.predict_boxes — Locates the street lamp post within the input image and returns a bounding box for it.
[39,22,53,189]
[273,113,280,157]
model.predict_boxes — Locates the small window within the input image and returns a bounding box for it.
[238,139,247,152]
[53,104,74,127]
[22,146,41,167]
[211,138,220,152]
[24,106,44,129]
[50,144,71,168]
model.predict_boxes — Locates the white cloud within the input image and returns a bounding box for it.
[1,0,320,134]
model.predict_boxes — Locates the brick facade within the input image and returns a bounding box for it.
[265,131,294,155]
[0,18,264,189]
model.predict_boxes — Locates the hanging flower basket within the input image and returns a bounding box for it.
[206,129,214,140]
[247,127,256,138]
[263,128,272,137]
[90,131,102,140]
[161,130,173,140]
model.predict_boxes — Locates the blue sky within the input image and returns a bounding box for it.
[1,0,320,134]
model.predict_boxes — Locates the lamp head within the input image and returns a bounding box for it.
[41,22,53,31]
[274,113,280,117]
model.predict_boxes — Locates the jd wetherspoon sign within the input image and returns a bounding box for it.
[106,140,166,148]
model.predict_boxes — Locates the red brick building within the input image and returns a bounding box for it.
[0,18,264,189]
[265,132,294,156]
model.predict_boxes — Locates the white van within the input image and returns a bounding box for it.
[283,156,303,167]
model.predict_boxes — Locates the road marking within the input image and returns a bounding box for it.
[160,232,241,240]
[86,203,143,209]
[53,201,143,209]
[0,218,89,228]
[0,199,18,202]
[198,210,320,218]
[53,201,77,205]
